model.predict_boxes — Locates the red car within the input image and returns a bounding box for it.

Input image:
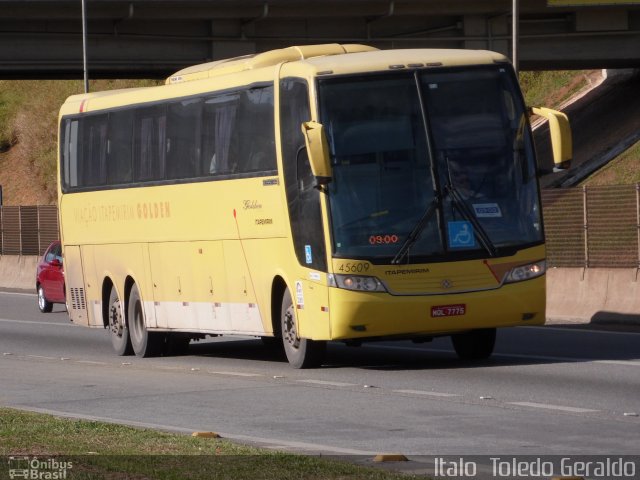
[36,240,66,313]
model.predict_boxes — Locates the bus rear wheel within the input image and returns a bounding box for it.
[108,286,132,355]
[451,328,496,360]
[281,288,325,369]
[128,283,162,357]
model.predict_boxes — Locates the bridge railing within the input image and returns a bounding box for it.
[1,185,639,268]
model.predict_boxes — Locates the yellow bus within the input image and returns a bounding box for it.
[58,44,571,368]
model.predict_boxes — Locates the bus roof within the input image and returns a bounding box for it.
[59,44,510,115]
[167,44,509,85]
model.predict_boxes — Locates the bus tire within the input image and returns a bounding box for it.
[451,328,496,360]
[128,283,162,357]
[281,288,326,368]
[108,286,132,356]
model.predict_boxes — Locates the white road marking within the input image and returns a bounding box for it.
[0,318,77,328]
[365,345,640,367]
[508,401,599,413]
[26,355,57,360]
[528,326,640,336]
[208,371,263,377]
[393,389,461,397]
[0,291,36,297]
[297,379,358,387]
[76,360,108,365]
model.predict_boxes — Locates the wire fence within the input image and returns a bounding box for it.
[0,205,59,256]
[1,185,639,268]
[541,184,639,268]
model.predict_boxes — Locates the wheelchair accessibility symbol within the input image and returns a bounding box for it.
[447,221,476,249]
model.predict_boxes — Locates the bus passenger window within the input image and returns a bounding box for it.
[235,87,276,174]
[107,110,133,185]
[81,114,108,187]
[166,98,202,180]
[134,106,166,182]
[201,94,239,176]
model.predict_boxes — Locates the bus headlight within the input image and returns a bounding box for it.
[504,260,546,284]
[328,274,387,292]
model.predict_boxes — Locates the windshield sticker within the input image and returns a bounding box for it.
[369,234,400,245]
[304,245,313,264]
[472,203,502,218]
[447,221,476,249]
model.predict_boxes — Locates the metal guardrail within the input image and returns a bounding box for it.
[1,185,639,268]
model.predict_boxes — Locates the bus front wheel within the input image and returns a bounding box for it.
[281,289,325,368]
[128,283,162,357]
[108,286,132,356]
[451,328,496,360]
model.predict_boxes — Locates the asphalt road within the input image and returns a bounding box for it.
[1,290,639,473]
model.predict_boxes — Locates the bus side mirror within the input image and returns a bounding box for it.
[301,121,332,185]
[531,107,573,172]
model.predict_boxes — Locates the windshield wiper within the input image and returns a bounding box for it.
[391,194,442,265]
[447,182,497,258]
[391,183,497,265]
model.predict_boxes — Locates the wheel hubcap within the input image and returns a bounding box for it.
[38,288,45,310]
[283,305,299,349]
[109,301,123,337]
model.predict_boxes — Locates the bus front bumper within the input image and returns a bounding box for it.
[326,276,545,340]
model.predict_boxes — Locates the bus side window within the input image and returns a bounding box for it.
[80,114,108,187]
[62,119,79,189]
[235,87,277,174]
[280,78,327,272]
[166,98,202,180]
[107,110,134,185]
[201,93,240,176]
[134,105,166,182]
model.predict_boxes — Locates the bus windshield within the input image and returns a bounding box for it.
[319,66,542,263]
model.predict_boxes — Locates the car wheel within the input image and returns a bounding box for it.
[281,288,325,368]
[108,286,132,356]
[128,283,162,357]
[37,284,53,313]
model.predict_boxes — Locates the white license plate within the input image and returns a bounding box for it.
[431,304,466,317]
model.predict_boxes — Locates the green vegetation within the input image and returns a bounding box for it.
[1,407,415,480]
[0,79,160,203]
[583,139,640,186]
[518,70,596,109]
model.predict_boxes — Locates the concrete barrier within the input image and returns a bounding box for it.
[1,257,639,326]
[0,255,39,291]
[546,267,640,325]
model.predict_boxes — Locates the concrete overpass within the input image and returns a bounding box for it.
[1,0,640,78]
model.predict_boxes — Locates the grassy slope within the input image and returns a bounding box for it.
[1,407,414,479]
[0,79,160,205]
[0,71,636,205]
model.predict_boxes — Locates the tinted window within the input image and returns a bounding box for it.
[80,114,108,186]
[235,87,277,173]
[60,84,277,192]
[134,105,166,181]
[280,78,327,271]
[167,98,202,179]
[108,110,134,184]
[201,92,240,176]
